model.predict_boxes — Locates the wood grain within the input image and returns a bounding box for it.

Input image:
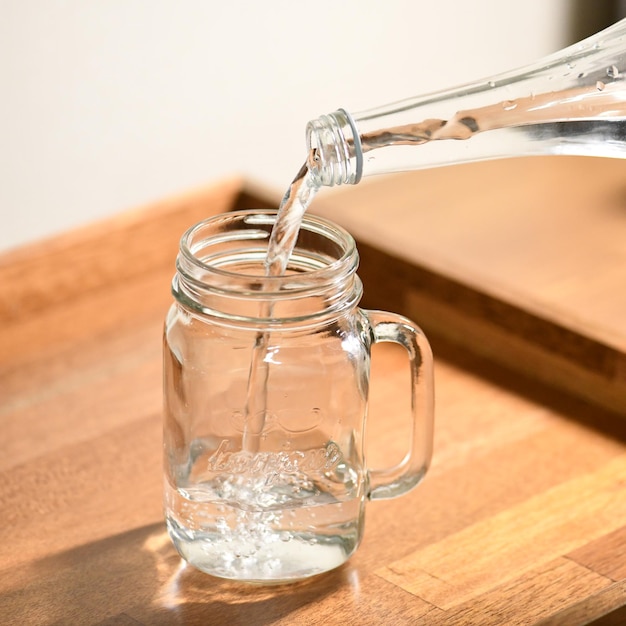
[2,166,626,624]
[378,454,626,608]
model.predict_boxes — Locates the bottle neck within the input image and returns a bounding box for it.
[306,109,364,187]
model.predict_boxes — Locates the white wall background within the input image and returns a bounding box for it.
[0,1,573,252]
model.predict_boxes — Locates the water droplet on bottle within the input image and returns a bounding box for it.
[596,80,606,91]
[567,62,575,70]
[488,80,496,88]
[607,65,620,78]
[502,100,518,111]
[577,72,586,79]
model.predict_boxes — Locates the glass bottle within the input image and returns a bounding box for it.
[306,17,626,187]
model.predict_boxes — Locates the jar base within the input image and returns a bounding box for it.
[166,516,358,583]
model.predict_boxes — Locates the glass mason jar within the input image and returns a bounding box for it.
[163,209,434,583]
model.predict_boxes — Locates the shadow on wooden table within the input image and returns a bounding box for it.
[0,522,356,625]
[431,335,626,446]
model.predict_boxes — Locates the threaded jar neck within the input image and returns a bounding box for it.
[173,210,362,326]
[306,109,363,187]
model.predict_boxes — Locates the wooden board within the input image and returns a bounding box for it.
[2,169,626,625]
[312,156,626,417]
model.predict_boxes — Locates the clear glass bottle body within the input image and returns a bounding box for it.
[163,210,434,583]
[306,17,626,187]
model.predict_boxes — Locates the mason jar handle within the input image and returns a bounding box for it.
[365,310,434,500]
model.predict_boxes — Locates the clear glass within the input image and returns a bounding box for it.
[163,210,434,583]
[306,17,626,187]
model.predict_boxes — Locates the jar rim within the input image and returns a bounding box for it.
[178,209,358,289]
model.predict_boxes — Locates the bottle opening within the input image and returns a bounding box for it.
[306,109,364,186]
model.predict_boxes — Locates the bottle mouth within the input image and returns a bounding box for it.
[173,210,361,324]
[306,109,363,187]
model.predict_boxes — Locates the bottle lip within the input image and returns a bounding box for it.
[172,210,361,323]
[306,109,363,186]
[339,108,364,184]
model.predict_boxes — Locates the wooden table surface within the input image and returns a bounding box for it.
[2,169,626,625]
